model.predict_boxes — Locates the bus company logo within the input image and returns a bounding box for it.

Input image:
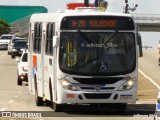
[95,86,101,91]
[2,112,11,117]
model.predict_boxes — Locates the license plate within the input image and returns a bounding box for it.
[2,45,6,47]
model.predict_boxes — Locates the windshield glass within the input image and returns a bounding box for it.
[13,39,25,43]
[59,32,136,75]
[0,36,12,39]
[14,41,27,47]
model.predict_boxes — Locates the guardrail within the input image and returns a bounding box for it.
[10,13,160,36]
[132,13,160,23]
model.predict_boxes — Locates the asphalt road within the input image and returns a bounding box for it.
[138,49,160,86]
[0,50,159,120]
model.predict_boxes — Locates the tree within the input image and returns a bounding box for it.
[0,19,10,35]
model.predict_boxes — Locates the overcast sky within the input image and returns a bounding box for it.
[1,0,160,13]
[0,0,160,48]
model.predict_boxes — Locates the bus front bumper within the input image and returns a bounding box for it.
[57,87,137,104]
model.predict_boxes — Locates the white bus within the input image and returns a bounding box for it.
[28,6,143,112]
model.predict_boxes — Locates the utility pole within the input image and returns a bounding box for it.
[84,0,89,7]
[124,0,138,13]
[124,0,128,13]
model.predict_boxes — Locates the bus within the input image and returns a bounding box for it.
[28,6,143,112]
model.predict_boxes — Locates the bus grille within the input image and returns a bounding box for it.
[73,77,123,84]
[84,93,111,99]
[80,87,115,90]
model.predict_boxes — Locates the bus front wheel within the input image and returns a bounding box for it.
[115,103,127,114]
[52,102,65,112]
[35,83,44,106]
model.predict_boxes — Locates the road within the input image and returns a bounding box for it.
[138,49,160,86]
[0,49,159,120]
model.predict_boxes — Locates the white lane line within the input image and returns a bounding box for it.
[138,90,158,92]
[0,108,7,111]
[138,69,160,90]
[8,99,14,104]
[7,91,21,104]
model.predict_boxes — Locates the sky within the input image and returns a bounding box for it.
[0,0,160,49]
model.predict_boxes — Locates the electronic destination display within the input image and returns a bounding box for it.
[61,16,135,30]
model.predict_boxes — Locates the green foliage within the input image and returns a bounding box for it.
[0,18,10,35]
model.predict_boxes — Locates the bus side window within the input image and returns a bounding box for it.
[45,23,55,55]
[33,23,42,53]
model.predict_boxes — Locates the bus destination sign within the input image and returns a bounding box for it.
[71,20,117,28]
[61,16,135,30]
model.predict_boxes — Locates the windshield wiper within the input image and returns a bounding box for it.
[103,30,118,45]
[78,30,94,44]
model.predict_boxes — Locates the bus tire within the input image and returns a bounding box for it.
[49,80,64,112]
[49,80,54,108]
[52,102,64,112]
[116,103,127,114]
[35,83,44,106]
[11,55,15,58]
[17,76,22,85]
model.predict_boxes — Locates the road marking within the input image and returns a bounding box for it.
[0,108,7,111]
[8,99,14,104]
[138,69,160,90]
[136,100,156,104]
[138,90,158,92]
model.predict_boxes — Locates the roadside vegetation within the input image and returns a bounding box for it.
[0,18,10,35]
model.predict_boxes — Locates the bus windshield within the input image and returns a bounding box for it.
[59,32,136,75]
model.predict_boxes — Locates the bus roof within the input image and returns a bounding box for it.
[30,8,133,23]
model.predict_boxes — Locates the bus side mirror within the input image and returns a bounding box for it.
[138,34,143,57]
[53,36,59,48]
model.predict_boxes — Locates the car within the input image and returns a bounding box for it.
[11,40,28,58]
[8,37,26,55]
[154,91,160,120]
[16,50,28,85]
[0,34,15,50]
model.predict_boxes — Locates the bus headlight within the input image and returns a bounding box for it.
[60,79,78,91]
[118,79,135,91]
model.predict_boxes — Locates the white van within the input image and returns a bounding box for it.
[0,34,15,50]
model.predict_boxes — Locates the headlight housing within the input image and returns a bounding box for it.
[12,49,17,52]
[60,79,78,91]
[118,78,136,91]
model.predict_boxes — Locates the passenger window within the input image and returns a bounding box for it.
[45,23,55,56]
[33,23,42,53]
